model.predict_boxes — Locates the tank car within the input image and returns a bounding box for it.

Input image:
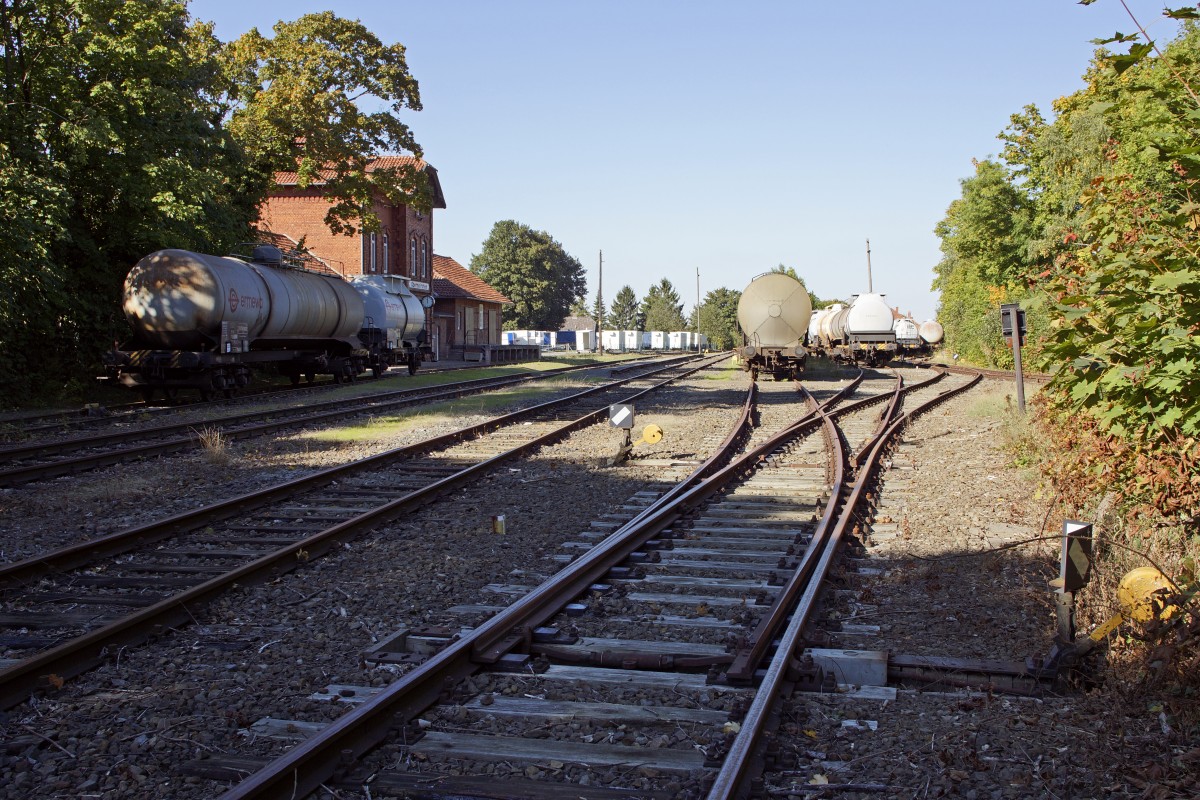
[818,293,897,366]
[893,317,923,355]
[103,246,431,400]
[735,272,813,380]
[918,319,945,346]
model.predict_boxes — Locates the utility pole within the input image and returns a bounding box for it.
[695,267,701,352]
[597,250,604,356]
[865,238,873,293]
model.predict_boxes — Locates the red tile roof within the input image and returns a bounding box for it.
[432,254,511,305]
[274,156,446,208]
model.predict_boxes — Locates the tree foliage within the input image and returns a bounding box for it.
[222,11,426,235]
[641,278,686,332]
[608,285,640,329]
[0,0,254,402]
[0,4,427,404]
[934,14,1200,519]
[470,220,586,330]
[932,159,1035,365]
[695,287,741,350]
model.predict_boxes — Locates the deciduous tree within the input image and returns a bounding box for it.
[222,11,427,234]
[932,159,1034,365]
[695,287,741,350]
[470,220,586,330]
[0,0,253,401]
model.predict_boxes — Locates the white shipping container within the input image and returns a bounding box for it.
[648,331,666,349]
[668,331,686,349]
[623,330,641,350]
[576,330,595,351]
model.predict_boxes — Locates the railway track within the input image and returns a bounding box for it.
[0,361,506,440]
[154,365,981,799]
[0,354,722,709]
[0,358,685,487]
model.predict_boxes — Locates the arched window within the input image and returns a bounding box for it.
[420,237,428,279]
[410,236,417,277]
[382,231,389,274]
[369,232,377,273]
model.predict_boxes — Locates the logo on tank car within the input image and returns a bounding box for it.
[228,289,263,313]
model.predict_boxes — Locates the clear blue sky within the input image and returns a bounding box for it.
[191,0,1184,322]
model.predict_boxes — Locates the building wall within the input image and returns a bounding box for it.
[259,189,434,283]
[434,297,504,349]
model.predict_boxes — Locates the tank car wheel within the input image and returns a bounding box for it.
[199,389,213,401]
[305,372,315,384]
[289,374,301,387]
[407,354,419,376]
[139,387,155,403]
[164,388,180,402]
[372,367,382,379]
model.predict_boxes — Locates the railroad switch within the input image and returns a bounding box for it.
[1030,520,1190,679]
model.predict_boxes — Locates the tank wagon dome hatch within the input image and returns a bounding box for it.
[737,272,813,349]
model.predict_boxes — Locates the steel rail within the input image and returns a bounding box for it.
[722,367,950,679]
[0,357,721,709]
[706,369,984,800]
[5,359,518,436]
[217,368,869,799]
[0,356,707,587]
[0,372,538,460]
[0,359,682,487]
[722,392,846,682]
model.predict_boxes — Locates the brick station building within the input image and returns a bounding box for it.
[255,156,447,329]
[430,255,511,361]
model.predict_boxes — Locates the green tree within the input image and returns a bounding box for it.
[694,287,741,350]
[222,12,427,234]
[470,220,586,330]
[0,0,254,402]
[931,159,1035,365]
[770,263,826,309]
[608,285,640,329]
[641,278,686,331]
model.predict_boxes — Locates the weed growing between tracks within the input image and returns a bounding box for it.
[195,426,233,466]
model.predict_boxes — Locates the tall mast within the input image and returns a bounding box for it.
[865,238,873,293]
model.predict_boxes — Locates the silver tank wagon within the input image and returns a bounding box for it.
[735,272,813,380]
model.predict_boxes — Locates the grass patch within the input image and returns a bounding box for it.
[299,380,582,443]
[964,386,1042,467]
[700,357,744,380]
[194,426,234,466]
